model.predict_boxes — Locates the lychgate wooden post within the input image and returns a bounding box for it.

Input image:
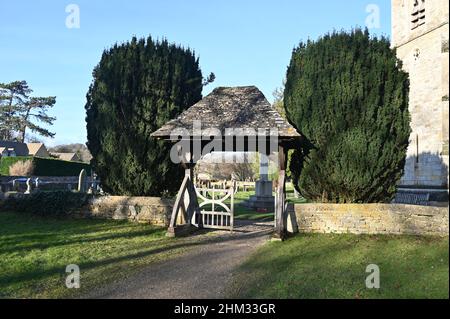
[274,145,288,240]
[167,151,202,237]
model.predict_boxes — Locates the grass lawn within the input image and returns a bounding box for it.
[228,233,449,299]
[233,191,274,221]
[232,185,308,220]
[0,212,190,299]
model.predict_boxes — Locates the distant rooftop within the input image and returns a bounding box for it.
[25,143,45,156]
[0,141,49,157]
[51,152,80,162]
[151,86,301,140]
[0,141,29,156]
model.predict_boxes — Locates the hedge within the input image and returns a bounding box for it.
[0,156,91,177]
[0,190,91,216]
[0,156,32,175]
[33,157,92,176]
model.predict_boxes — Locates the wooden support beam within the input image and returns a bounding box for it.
[279,144,287,171]
[167,145,202,237]
[274,145,288,240]
[187,175,202,228]
[167,175,189,236]
[178,200,188,225]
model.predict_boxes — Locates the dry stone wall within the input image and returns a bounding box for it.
[295,203,448,236]
[79,196,173,226]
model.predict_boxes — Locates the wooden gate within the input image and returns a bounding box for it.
[193,185,234,231]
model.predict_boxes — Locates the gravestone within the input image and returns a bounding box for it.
[25,178,32,194]
[78,169,87,193]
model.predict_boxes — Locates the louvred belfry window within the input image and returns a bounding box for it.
[411,0,426,30]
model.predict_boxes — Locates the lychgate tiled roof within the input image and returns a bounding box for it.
[151,86,301,140]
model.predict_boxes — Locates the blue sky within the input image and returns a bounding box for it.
[0,0,391,146]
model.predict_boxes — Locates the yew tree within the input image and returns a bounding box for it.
[285,29,411,203]
[85,36,205,196]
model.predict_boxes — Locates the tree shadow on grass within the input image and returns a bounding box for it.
[0,214,142,237]
[0,227,165,255]
[228,234,449,299]
[0,223,272,293]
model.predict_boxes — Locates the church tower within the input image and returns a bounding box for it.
[392,0,449,196]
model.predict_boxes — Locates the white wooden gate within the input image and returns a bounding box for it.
[193,185,234,231]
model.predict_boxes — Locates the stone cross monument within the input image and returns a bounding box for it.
[243,154,275,211]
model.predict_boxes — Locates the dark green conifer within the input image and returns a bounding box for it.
[285,29,411,203]
[85,36,204,196]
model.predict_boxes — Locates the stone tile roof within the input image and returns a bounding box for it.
[0,141,51,157]
[51,152,80,162]
[151,86,301,140]
[26,143,45,156]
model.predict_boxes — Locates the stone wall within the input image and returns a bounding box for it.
[294,203,449,236]
[392,0,449,188]
[0,191,173,227]
[78,196,174,226]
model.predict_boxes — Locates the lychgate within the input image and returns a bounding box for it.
[151,86,302,240]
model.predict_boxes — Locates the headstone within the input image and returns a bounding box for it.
[25,178,32,194]
[78,169,87,193]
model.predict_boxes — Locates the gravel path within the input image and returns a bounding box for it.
[87,220,273,299]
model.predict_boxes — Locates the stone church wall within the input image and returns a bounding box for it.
[392,0,449,188]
